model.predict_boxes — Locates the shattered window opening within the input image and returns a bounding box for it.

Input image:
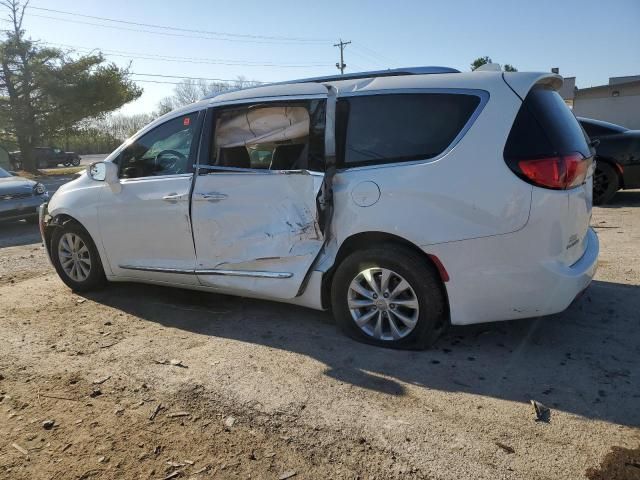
[210,100,325,172]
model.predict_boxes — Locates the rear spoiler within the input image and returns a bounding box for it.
[502,72,563,100]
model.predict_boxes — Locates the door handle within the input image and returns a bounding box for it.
[162,193,183,202]
[198,192,228,202]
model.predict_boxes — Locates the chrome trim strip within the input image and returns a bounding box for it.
[119,264,293,279]
[119,173,193,183]
[210,93,327,108]
[198,269,293,279]
[119,265,194,274]
[195,164,324,176]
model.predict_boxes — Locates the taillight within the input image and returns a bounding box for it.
[511,153,591,190]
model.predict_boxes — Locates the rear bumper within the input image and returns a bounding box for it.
[425,227,599,325]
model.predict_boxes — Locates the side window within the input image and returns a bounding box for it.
[118,112,199,178]
[338,93,481,167]
[210,100,325,172]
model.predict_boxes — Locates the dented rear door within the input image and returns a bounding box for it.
[191,92,331,299]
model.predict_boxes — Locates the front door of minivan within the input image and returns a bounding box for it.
[97,110,203,285]
[191,94,331,299]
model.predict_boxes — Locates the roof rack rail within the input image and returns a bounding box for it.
[202,66,460,99]
[292,66,460,84]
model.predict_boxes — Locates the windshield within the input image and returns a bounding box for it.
[0,167,12,178]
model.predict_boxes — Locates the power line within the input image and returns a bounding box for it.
[348,49,387,69]
[27,12,329,46]
[43,41,332,68]
[28,5,330,43]
[29,13,321,45]
[352,42,395,64]
[130,72,265,84]
[333,39,351,75]
[131,79,185,85]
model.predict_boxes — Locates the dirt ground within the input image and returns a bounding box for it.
[1,191,639,480]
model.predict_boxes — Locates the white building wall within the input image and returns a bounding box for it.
[573,95,640,130]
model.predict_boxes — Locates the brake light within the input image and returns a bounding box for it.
[515,153,590,190]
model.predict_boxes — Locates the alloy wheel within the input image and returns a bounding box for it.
[58,232,92,282]
[347,267,420,341]
[594,167,609,199]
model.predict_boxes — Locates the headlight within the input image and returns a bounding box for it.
[34,182,47,195]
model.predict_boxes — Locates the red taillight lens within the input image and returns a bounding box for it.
[564,153,590,188]
[516,153,590,190]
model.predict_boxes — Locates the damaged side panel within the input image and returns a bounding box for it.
[191,171,325,299]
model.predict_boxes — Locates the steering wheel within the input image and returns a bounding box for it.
[154,149,187,174]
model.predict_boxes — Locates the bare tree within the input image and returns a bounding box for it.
[156,76,262,115]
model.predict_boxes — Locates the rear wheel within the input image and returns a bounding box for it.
[593,161,619,205]
[331,244,448,350]
[51,223,106,292]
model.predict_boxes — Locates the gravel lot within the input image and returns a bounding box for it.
[0,190,639,480]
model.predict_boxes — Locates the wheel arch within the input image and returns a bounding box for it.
[321,231,450,318]
[44,213,108,273]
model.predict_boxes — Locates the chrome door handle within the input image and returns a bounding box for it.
[199,192,228,202]
[162,193,183,202]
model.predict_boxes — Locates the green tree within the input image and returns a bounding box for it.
[471,56,493,71]
[470,56,518,72]
[0,0,141,171]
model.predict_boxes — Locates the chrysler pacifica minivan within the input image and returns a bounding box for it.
[39,66,598,349]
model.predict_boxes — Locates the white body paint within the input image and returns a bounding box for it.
[45,71,598,325]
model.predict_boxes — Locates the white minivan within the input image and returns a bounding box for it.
[40,67,598,349]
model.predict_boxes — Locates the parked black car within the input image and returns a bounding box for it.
[579,117,640,205]
[10,147,81,170]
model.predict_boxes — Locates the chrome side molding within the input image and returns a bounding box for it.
[198,269,292,279]
[119,264,292,279]
[119,265,194,274]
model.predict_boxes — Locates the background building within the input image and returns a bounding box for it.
[557,72,640,129]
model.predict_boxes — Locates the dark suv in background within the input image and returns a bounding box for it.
[10,147,81,170]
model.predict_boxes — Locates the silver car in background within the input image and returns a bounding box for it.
[0,167,49,223]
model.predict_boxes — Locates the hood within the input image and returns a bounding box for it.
[0,176,36,195]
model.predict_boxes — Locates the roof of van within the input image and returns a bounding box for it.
[148,68,562,131]
[201,67,562,105]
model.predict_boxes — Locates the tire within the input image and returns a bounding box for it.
[593,161,620,205]
[50,222,106,292]
[71,157,81,167]
[331,244,448,350]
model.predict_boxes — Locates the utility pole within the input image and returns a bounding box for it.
[334,39,351,75]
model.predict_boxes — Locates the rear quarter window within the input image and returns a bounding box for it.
[504,87,590,159]
[337,93,482,167]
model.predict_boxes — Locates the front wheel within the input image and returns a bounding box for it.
[50,223,106,292]
[593,161,620,205]
[331,244,448,350]
[71,157,81,166]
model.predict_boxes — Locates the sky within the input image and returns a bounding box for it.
[10,0,640,115]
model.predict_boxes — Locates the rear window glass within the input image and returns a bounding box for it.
[505,87,590,159]
[339,93,481,167]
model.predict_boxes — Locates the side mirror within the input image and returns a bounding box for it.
[88,161,121,193]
